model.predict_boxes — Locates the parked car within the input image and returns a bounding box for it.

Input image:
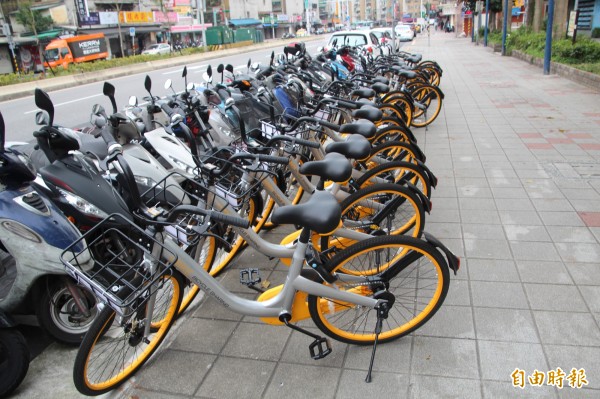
[326,30,391,55]
[142,43,171,55]
[395,24,415,41]
[370,27,400,52]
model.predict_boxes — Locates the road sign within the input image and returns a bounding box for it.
[130,27,135,36]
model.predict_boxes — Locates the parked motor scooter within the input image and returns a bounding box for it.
[0,109,96,345]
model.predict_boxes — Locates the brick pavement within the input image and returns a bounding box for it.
[10,30,600,399]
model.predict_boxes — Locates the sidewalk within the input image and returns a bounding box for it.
[12,31,600,398]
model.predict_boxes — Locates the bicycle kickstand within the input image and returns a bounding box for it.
[365,302,389,383]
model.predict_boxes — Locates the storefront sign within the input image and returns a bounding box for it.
[99,12,119,25]
[277,14,289,22]
[79,12,100,25]
[154,12,179,23]
[119,12,154,24]
[75,0,88,18]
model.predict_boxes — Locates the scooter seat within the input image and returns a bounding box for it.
[299,152,352,183]
[339,119,376,139]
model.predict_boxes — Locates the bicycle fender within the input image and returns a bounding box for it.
[423,232,460,275]
[415,159,438,188]
[405,182,431,213]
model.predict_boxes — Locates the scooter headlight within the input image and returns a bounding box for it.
[169,157,196,175]
[134,175,157,188]
[58,188,108,219]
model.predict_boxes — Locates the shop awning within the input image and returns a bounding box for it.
[15,29,62,43]
[229,19,263,27]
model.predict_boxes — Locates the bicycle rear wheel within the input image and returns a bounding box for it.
[73,271,184,396]
[308,235,449,344]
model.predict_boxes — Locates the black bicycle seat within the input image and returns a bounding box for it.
[373,77,390,85]
[325,135,371,161]
[299,152,352,183]
[372,83,390,94]
[339,119,376,139]
[271,190,341,234]
[352,106,382,122]
[351,88,376,99]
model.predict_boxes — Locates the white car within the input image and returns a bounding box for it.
[142,43,171,55]
[326,30,391,56]
[370,28,400,52]
[395,24,415,42]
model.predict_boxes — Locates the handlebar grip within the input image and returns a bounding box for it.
[100,126,119,150]
[208,210,250,229]
[285,136,320,149]
[160,102,175,116]
[257,154,289,165]
[317,119,340,132]
[336,100,360,110]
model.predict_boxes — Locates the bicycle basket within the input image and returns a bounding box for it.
[60,214,178,318]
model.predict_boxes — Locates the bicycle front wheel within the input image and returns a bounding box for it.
[308,235,449,344]
[73,271,184,396]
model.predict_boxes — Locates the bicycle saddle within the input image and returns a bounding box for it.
[355,98,378,108]
[325,135,371,161]
[372,83,390,94]
[351,88,376,99]
[271,190,341,235]
[352,106,382,122]
[339,119,376,139]
[299,152,352,183]
[373,77,390,85]
[392,67,417,79]
[406,54,422,64]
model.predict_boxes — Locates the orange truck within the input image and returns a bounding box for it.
[44,33,109,69]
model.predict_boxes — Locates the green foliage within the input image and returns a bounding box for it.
[552,37,600,64]
[592,28,600,39]
[14,4,54,33]
[506,26,546,57]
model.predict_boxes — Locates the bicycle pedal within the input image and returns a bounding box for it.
[240,268,261,286]
[309,337,332,360]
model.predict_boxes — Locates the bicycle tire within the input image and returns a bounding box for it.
[73,271,184,396]
[337,182,425,242]
[308,235,449,344]
[366,140,424,167]
[410,85,443,128]
[356,161,433,199]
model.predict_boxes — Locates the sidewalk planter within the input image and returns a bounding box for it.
[512,49,600,92]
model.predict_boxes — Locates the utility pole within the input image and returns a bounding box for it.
[501,0,509,55]
[197,0,207,51]
[543,0,555,75]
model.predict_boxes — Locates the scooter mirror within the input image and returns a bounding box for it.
[224,97,235,109]
[202,72,212,83]
[144,75,152,93]
[0,111,4,151]
[247,58,251,68]
[164,79,172,90]
[217,64,224,74]
[102,82,118,113]
[128,96,138,106]
[34,88,55,127]
[182,66,187,78]
[186,82,195,91]
[251,62,260,71]
[225,64,234,74]
[278,54,286,64]
[35,110,49,126]
[317,46,323,53]
[270,51,275,66]
[207,65,212,77]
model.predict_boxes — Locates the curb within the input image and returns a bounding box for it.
[0,36,323,102]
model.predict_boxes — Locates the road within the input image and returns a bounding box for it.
[0,39,328,142]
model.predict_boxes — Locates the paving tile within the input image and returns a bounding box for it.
[463,223,506,240]
[569,200,600,213]
[545,345,600,389]
[561,189,600,201]
[509,241,560,262]
[579,212,600,227]
[416,305,475,339]
[170,318,238,354]
[134,350,215,396]
[524,284,588,312]
[344,338,411,373]
[504,225,551,242]
[459,197,498,210]
[468,258,521,282]
[579,286,600,313]
[491,187,530,199]
[539,211,586,227]
[482,380,558,398]
[431,196,460,210]
[546,226,598,243]
[464,238,511,259]
[516,260,573,284]
[460,209,502,224]
[411,336,479,379]
[334,370,409,398]
[556,243,600,263]
[499,210,543,225]
[409,375,482,399]
[471,281,529,309]
[263,363,341,399]
[533,311,600,346]
[425,222,463,239]
[478,341,548,381]
[428,209,461,223]
[458,186,494,198]
[221,323,291,361]
[495,198,535,211]
[568,263,600,285]
[531,198,575,212]
[195,357,275,399]
[474,307,539,343]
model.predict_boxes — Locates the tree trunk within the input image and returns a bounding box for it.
[532,0,544,32]
[552,0,569,40]
[526,0,535,28]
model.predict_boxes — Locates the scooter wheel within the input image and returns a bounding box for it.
[36,280,98,345]
[0,328,30,397]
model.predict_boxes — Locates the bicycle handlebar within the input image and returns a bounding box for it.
[165,205,250,228]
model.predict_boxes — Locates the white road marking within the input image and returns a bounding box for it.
[162,65,206,75]
[24,93,103,114]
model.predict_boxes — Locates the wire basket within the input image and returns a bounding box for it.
[60,214,178,318]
